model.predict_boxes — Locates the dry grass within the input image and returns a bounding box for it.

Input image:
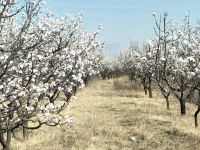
[11,76,200,150]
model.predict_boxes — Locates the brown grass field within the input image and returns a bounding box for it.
[12,76,200,150]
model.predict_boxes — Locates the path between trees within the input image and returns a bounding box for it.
[13,77,200,150]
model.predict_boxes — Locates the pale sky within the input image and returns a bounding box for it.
[46,0,200,54]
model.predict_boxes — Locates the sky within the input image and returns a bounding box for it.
[46,0,200,54]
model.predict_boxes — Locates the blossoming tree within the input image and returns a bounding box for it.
[0,0,104,149]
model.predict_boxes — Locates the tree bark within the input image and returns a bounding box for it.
[23,121,28,139]
[0,132,11,150]
[194,107,200,127]
[179,99,186,115]
[142,78,147,95]
[84,75,90,86]
[148,77,153,98]
[6,131,11,150]
[144,86,147,95]
[164,95,170,110]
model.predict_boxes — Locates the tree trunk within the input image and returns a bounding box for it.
[142,78,147,95]
[0,132,11,150]
[179,99,186,115]
[0,117,12,150]
[179,78,186,115]
[84,75,90,86]
[165,96,170,110]
[148,77,153,98]
[0,133,7,150]
[144,86,147,95]
[166,97,170,110]
[23,121,28,139]
[6,131,11,150]
[194,107,200,127]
